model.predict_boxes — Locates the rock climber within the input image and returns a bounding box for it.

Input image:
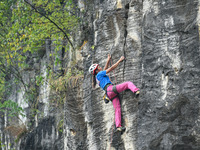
[88,54,140,132]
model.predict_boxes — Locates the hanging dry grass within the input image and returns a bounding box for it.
[5,123,28,139]
[66,74,84,88]
[49,69,83,108]
[50,69,83,93]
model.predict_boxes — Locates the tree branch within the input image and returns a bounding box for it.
[24,0,75,50]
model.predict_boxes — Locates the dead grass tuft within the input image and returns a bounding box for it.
[5,124,28,138]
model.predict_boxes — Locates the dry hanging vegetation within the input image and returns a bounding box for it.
[48,67,84,108]
[5,123,27,142]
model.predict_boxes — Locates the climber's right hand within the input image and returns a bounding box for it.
[120,56,125,62]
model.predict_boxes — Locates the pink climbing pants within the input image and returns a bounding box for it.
[106,81,139,128]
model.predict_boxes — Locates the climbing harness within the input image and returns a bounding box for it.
[103,84,112,104]
[103,84,119,104]
[112,85,118,94]
[103,83,111,103]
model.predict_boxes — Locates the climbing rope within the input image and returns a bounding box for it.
[108,46,118,150]
[108,44,126,149]
[109,114,115,150]
[109,58,116,150]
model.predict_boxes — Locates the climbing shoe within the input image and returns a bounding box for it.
[135,91,140,97]
[116,126,126,132]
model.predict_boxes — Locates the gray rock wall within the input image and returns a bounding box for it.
[82,0,200,149]
[3,0,199,150]
[139,0,200,149]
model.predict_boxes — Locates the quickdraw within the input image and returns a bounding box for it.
[103,94,110,104]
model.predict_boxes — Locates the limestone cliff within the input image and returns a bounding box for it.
[2,0,200,150]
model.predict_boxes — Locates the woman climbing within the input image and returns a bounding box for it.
[88,54,140,132]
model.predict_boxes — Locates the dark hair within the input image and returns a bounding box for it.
[92,71,97,88]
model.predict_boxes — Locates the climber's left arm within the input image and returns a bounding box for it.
[104,54,111,70]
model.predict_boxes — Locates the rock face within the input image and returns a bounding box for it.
[82,0,200,149]
[2,0,200,150]
[138,0,200,150]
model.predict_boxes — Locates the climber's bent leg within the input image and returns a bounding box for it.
[116,81,139,93]
[112,96,121,128]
